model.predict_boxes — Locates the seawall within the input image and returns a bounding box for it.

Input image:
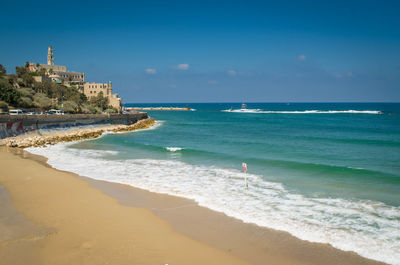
[1,118,155,148]
[0,112,148,139]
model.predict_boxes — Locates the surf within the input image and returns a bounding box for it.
[26,142,400,265]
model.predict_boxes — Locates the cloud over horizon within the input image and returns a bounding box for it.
[176,64,189,70]
[227,70,237,76]
[145,68,157,74]
[297,54,307,61]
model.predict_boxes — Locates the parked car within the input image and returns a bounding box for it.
[47,109,64,115]
[9,109,24,115]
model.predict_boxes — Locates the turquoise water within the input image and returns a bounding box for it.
[27,103,400,264]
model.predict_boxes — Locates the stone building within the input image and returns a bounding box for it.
[83,82,122,111]
[28,46,85,88]
[28,46,123,112]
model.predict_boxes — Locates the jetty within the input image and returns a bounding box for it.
[0,112,149,140]
[0,118,155,148]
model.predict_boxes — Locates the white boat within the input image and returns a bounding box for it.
[241,103,247,109]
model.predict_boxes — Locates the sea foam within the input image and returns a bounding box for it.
[26,144,400,265]
[222,109,383,114]
[165,147,184,152]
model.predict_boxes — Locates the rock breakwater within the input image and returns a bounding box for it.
[1,118,155,148]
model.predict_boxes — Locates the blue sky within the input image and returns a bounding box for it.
[1,0,399,102]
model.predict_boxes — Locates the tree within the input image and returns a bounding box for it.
[15,66,34,87]
[18,97,33,108]
[80,93,88,103]
[0,79,21,105]
[7,74,17,85]
[33,93,52,110]
[0,101,8,110]
[33,80,52,94]
[0,64,6,76]
[89,92,109,111]
[16,66,27,78]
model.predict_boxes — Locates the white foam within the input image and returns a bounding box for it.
[165,147,184,152]
[222,108,262,113]
[26,144,400,265]
[222,109,383,114]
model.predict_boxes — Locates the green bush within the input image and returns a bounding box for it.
[33,93,52,109]
[60,100,78,113]
[87,105,101,114]
[89,92,109,111]
[17,87,35,99]
[18,96,33,108]
[105,107,118,114]
[0,100,9,110]
[0,78,21,106]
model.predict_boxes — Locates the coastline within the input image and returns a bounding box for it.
[0,147,250,265]
[0,118,155,148]
[0,145,387,264]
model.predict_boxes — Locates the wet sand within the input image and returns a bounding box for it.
[0,147,387,265]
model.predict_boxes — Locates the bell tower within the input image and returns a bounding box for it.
[47,46,54,66]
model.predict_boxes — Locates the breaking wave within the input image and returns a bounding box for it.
[222,109,383,114]
[165,147,184,152]
[26,143,400,265]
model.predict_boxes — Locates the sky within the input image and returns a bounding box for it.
[0,0,399,103]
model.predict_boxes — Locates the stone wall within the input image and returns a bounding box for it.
[0,112,148,139]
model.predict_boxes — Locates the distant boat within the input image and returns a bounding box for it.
[241,103,247,109]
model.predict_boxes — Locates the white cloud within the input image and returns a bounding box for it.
[297,54,306,61]
[145,68,157,74]
[176,64,189,70]
[227,70,237,76]
[334,72,354,79]
[334,74,343,79]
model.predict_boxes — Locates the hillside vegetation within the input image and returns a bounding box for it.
[0,63,117,114]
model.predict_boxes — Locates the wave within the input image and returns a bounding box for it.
[165,147,184,152]
[107,140,399,181]
[26,143,400,265]
[222,109,383,114]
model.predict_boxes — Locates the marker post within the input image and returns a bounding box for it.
[242,162,248,189]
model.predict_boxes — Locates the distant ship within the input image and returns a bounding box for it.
[241,103,247,109]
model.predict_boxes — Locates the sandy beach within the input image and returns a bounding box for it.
[0,145,386,265]
[0,147,250,265]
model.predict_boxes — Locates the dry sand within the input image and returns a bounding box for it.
[0,148,249,265]
[0,147,387,265]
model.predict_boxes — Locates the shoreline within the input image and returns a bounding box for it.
[0,147,250,265]
[0,118,155,147]
[1,143,387,264]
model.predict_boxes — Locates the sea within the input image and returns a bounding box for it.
[27,103,400,265]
